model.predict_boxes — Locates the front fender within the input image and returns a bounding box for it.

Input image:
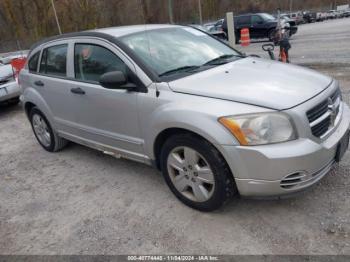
[142,102,240,159]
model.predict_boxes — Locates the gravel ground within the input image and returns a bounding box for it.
[0,19,350,255]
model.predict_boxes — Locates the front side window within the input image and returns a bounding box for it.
[39,44,67,77]
[252,15,263,25]
[74,44,127,82]
[28,51,40,72]
[120,27,242,79]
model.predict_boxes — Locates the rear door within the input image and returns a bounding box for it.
[251,15,266,38]
[32,40,79,135]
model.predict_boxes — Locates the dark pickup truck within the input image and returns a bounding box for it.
[303,11,317,23]
[222,13,298,44]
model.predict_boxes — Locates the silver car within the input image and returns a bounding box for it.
[0,64,21,105]
[20,25,350,211]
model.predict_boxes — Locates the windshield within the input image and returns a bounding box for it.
[120,27,242,79]
[260,13,276,21]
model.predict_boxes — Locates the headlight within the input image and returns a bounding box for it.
[219,113,297,146]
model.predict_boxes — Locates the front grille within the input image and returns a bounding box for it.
[306,100,328,123]
[311,115,331,137]
[306,88,341,138]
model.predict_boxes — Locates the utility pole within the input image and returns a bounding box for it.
[226,12,235,47]
[198,0,203,24]
[50,0,62,34]
[289,0,293,13]
[168,0,174,24]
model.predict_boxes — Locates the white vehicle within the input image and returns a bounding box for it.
[0,64,21,105]
[203,22,216,31]
[316,12,326,22]
[0,53,27,65]
[290,12,304,24]
[327,10,337,19]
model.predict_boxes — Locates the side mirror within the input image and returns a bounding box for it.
[99,71,136,91]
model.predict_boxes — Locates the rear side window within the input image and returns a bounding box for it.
[236,16,251,25]
[74,44,127,83]
[39,44,67,77]
[28,51,40,72]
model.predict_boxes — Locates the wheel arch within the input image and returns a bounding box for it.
[152,127,234,173]
[24,101,36,118]
[22,87,55,127]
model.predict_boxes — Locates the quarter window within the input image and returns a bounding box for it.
[28,51,40,72]
[39,44,67,77]
[74,44,127,82]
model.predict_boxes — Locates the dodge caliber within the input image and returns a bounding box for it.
[20,25,350,211]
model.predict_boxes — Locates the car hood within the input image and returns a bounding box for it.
[168,58,332,110]
[0,64,14,81]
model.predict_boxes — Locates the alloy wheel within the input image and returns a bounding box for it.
[167,146,215,202]
[32,114,51,147]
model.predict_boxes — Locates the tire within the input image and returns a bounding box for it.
[29,107,68,152]
[160,133,237,212]
[9,97,20,105]
[0,97,19,106]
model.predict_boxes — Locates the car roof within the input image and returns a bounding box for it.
[30,24,187,83]
[235,13,272,17]
[93,24,181,37]
[29,24,182,52]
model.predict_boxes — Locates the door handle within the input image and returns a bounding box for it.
[34,80,44,86]
[70,87,85,95]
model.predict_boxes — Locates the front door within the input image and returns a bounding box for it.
[66,40,145,160]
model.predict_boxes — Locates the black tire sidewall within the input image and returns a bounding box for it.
[160,135,234,211]
[9,97,20,105]
[29,108,56,152]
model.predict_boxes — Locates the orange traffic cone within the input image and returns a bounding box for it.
[279,49,287,63]
[240,28,250,47]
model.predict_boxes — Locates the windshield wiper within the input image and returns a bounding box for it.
[159,65,200,77]
[158,55,244,77]
[203,54,243,66]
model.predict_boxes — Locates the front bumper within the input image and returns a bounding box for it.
[0,81,21,102]
[222,103,350,197]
